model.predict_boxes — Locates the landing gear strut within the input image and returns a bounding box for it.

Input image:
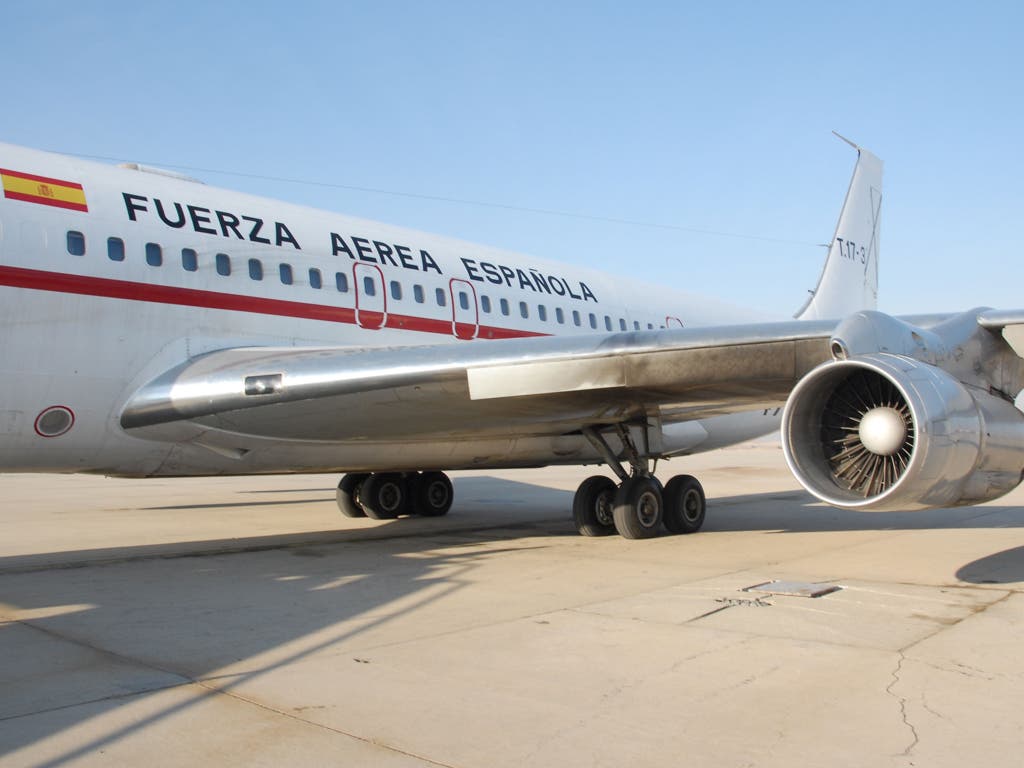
[335,471,454,520]
[573,425,707,539]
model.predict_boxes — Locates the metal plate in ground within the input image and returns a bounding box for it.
[745,580,842,598]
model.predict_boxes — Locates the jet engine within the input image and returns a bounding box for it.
[782,353,1024,511]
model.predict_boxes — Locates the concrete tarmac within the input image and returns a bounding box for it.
[1,444,1023,767]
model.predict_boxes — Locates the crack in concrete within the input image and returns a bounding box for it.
[918,659,997,681]
[880,589,1016,761]
[886,652,920,758]
[919,693,949,723]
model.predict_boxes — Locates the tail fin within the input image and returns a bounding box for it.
[795,133,883,320]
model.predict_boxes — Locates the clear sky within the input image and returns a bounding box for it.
[5,1,1021,316]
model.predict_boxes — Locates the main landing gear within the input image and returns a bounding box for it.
[336,471,454,520]
[574,426,707,539]
[335,424,705,541]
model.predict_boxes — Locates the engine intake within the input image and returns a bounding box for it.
[782,354,1024,511]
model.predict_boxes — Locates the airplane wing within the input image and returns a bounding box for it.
[121,320,841,443]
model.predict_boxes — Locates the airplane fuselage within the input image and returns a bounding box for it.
[0,144,778,477]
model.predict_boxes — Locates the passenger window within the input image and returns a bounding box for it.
[500,298,510,316]
[481,295,492,313]
[633,321,641,330]
[538,305,547,322]
[66,230,85,256]
[145,242,163,267]
[459,292,470,310]
[107,237,125,262]
[555,307,565,324]
[589,313,597,329]
[248,258,263,281]
[181,248,198,272]
[572,310,581,326]
[619,319,627,331]
[435,288,446,306]
[363,276,376,297]
[519,301,529,319]
[604,316,612,331]
[390,280,402,300]
[336,272,349,292]
[216,253,231,276]
[647,323,654,330]
[413,284,425,303]
[280,263,293,285]
[308,268,322,289]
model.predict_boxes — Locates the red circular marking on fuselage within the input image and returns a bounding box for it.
[33,405,76,438]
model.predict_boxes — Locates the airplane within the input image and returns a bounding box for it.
[0,136,1021,540]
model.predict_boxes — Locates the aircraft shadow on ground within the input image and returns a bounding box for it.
[703,490,1024,534]
[131,476,1024,538]
[1,475,1021,759]
[956,546,1024,585]
[0,527,544,762]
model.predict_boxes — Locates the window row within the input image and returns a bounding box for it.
[65,230,659,331]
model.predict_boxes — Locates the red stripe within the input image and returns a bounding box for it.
[0,168,84,190]
[0,265,547,340]
[3,190,88,212]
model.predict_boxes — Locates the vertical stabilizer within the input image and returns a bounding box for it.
[796,134,883,320]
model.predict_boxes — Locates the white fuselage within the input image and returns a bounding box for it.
[0,144,780,477]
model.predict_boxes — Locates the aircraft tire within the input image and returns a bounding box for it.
[358,473,406,519]
[612,476,663,539]
[415,471,454,517]
[662,475,706,534]
[336,473,369,518]
[572,475,617,536]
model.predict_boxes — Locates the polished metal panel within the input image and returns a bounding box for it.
[977,309,1024,330]
[120,320,837,444]
[745,581,841,598]
[832,309,1024,400]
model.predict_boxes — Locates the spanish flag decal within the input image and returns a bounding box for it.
[1,169,88,212]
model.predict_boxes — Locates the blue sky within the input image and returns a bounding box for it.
[5,1,1021,315]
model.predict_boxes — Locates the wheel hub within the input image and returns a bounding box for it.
[682,489,701,522]
[637,490,660,528]
[380,483,402,512]
[426,481,449,508]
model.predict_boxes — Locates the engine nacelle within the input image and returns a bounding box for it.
[782,353,1024,511]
